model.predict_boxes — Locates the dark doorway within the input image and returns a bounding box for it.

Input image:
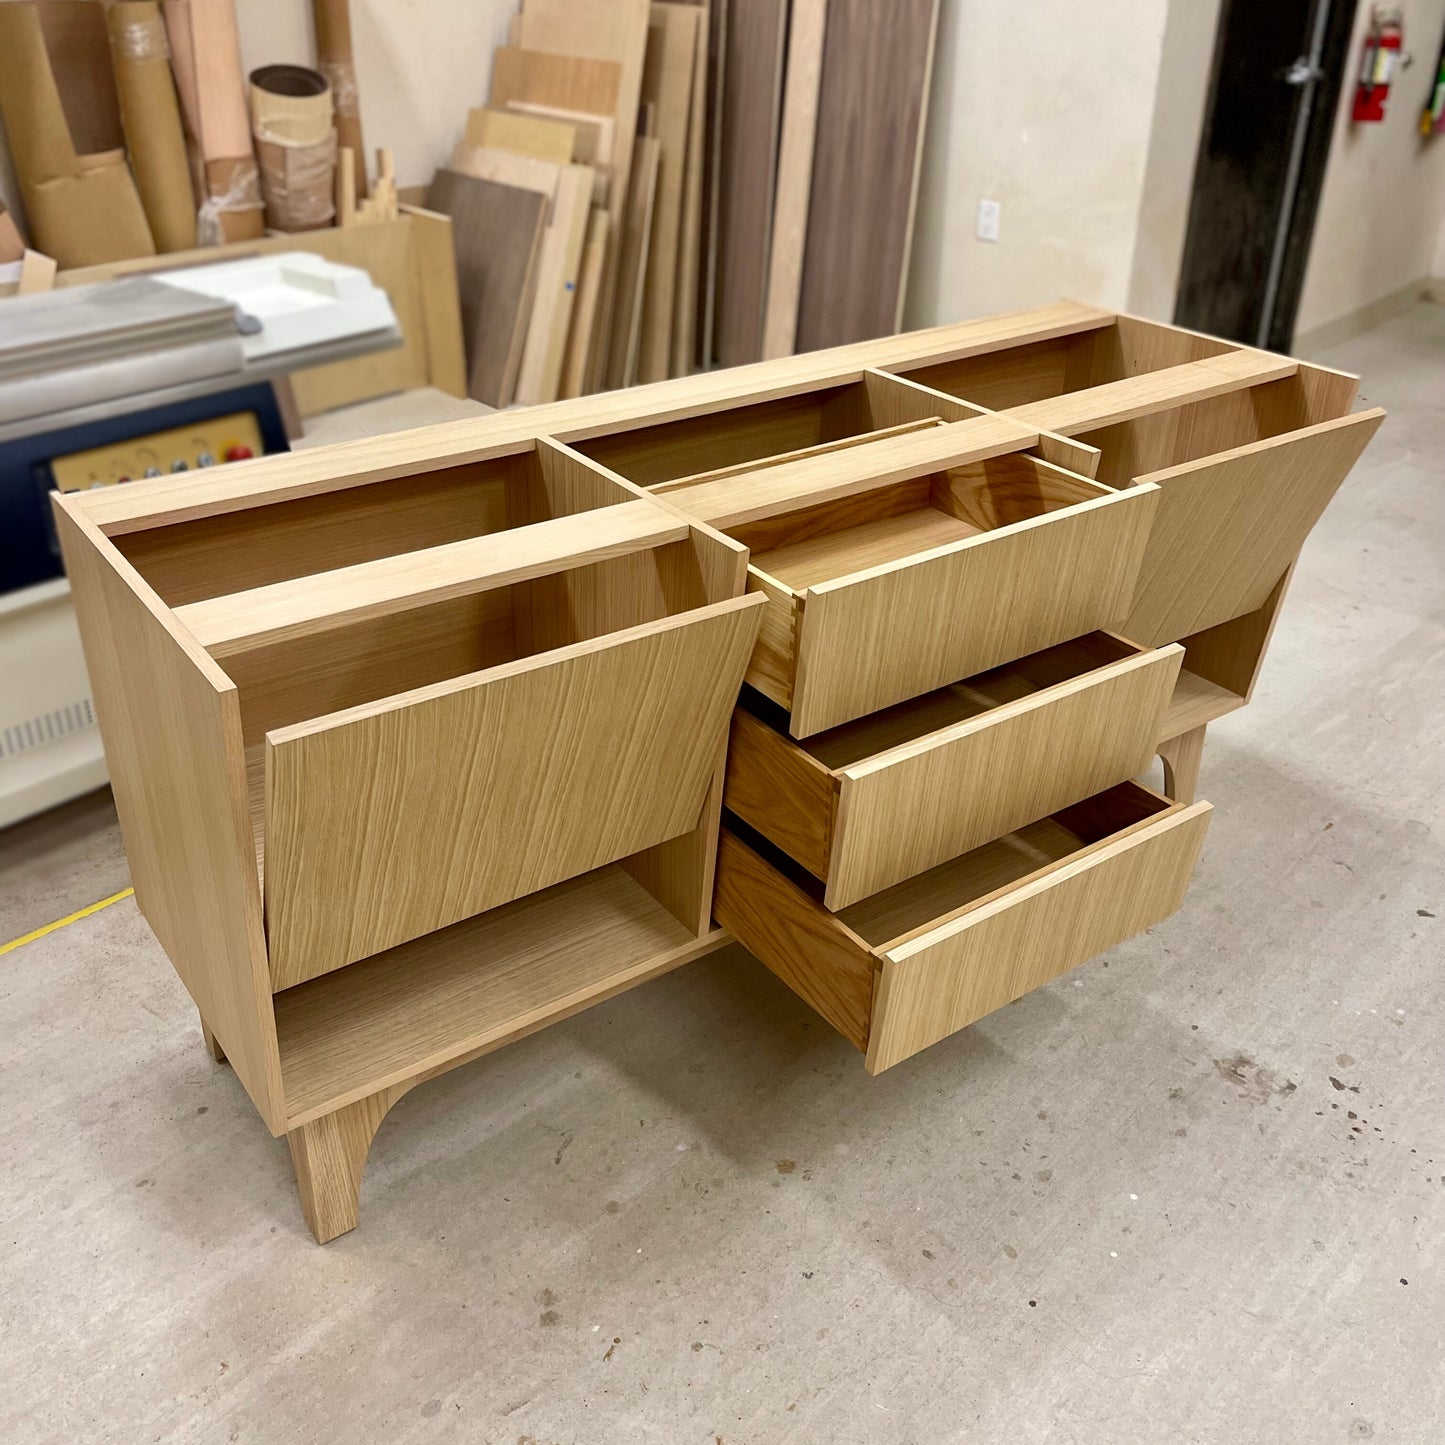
[1175,0,1357,351]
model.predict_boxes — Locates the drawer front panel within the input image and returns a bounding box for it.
[828,645,1184,907]
[789,486,1159,736]
[1121,409,1384,647]
[865,801,1212,1073]
[713,830,875,1050]
[265,596,764,989]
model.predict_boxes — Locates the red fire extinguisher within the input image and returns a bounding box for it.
[1353,7,1405,122]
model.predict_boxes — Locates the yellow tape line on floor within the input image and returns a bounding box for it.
[0,886,135,956]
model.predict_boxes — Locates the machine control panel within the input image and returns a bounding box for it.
[49,411,265,493]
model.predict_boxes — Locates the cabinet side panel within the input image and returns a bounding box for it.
[53,503,284,1132]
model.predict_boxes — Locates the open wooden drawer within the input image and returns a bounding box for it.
[889,315,1385,649]
[659,416,1160,736]
[725,632,1183,908]
[715,781,1212,1073]
[145,440,764,990]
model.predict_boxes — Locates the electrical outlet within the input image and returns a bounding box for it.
[976,198,1001,243]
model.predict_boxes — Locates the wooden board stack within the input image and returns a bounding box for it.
[55,301,1382,1241]
[434,0,941,401]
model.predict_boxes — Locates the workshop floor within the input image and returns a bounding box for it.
[2,305,1441,1445]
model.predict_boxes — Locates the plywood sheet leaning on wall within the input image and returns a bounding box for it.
[608,135,663,390]
[426,168,548,409]
[794,0,939,350]
[714,0,788,367]
[465,107,576,167]
[761,0,827,359]
[0,2,156,266]
[637,3,700,383]
[561,209,611,399]
[513,0,651,389]
[670,0,710,377]
[449,143,595,406]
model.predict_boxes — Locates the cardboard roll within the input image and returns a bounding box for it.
[249,64,334,147]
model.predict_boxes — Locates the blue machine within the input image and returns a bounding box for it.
[0,382,289,596]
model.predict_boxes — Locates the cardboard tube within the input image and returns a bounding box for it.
[250,65,336,232]
[312,0,366,198]
[0,3,155,265]
[108,1,197,251]
[250,64,334,144]
[162,0,262,242]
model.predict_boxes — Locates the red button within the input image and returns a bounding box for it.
[224,444,254,462]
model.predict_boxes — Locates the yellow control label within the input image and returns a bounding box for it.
[51,411,265,492]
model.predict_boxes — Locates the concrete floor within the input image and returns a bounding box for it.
[2,306,1441,1444]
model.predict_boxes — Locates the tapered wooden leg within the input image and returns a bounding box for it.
[1158,724,1207,805]
[287,1085,410,1243]
[200,1017,227,1063]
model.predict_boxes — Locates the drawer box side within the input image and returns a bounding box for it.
[713,826,875,1051]
[724,703,840,879]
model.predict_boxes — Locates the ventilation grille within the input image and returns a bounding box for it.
[1,698,97,760]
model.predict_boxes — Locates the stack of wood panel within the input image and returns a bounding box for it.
[434,0,940,407]
[427,0,707,405]
[719,0,941,363]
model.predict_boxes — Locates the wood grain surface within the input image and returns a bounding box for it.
[1120,409,1384,646]
[827,643,1183,905]
[425,168,547,408]
[715,0,787,366]
[276,864,713,1125]
[762,0,827,359]
[637,3,700,382]
[789,486,1159,736]
[516,0,650,385]
[67,301,1118,533]
[712,827,876,1050]
[561,209,610,398]
[795,0,939,350]
[608,134,662,388]
[865,797,1212,1072]
[264,595,762,987]
[177,501,686,657]
[671,0,710,375]
[51,504,285,1132]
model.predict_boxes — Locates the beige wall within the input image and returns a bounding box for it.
[234,0,517,189]
[1296,0,1445,336]
[1127,0,1224,317]
[904,1,1173,328]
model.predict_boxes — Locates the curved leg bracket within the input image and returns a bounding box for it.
[287,1084,412,1243]
[1158,723,1207,805]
